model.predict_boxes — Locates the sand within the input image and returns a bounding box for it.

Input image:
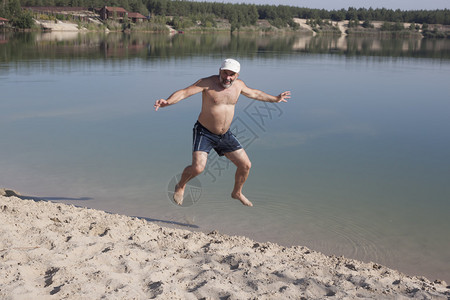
[34,20,81,32]
[1,189,448,299]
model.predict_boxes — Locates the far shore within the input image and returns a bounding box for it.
[26,17,448,39]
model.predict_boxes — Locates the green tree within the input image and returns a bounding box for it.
[248,4,258,25]
[362,20,374,28]
[330,9,345,21]
[9,0,22,17]
[12,10,34,28]
[348,18,359,28]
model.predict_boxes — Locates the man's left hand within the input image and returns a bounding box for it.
[276,91,291,103]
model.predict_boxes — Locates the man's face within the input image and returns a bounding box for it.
[219,69,238,88]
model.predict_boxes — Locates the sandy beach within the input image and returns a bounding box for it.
[1,189,448,299]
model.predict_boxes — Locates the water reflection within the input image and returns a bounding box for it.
[1,31,449,63]
[36,31,80,42]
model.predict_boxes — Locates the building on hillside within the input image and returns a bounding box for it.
[23,6,146,23]
[128,12,147,23]
[0,17,9,26]
[99,6,128,21]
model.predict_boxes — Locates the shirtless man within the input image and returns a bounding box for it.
[154,59,290,207]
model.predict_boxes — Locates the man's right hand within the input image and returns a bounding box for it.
[154,99,169,111]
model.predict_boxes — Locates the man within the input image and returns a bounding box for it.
[154,58,290,207]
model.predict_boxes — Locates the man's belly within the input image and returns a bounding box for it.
[198,113,233,135]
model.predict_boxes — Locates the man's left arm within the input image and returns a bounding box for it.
[241,83,291,103]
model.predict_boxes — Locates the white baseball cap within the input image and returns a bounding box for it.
[220,58,240,73]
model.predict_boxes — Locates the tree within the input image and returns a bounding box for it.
[248,4,258,25]
[362,20,374,28]
[330,9,345,21]
[12,10,34,28]
[9,0,22,17]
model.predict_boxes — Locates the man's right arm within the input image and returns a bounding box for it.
[154,79,205,111]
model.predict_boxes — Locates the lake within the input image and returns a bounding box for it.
[1,31,449,282]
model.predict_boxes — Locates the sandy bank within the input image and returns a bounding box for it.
[294,18,348,35]
[34,20,81,31]
[1,191,448,299]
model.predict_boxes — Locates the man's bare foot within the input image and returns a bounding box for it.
[231,192,253,207]
[173,184,184,205]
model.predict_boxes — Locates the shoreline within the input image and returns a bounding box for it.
[1,190,448,299]
[24,18,449,38]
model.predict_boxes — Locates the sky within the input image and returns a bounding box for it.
[200,0,449,11]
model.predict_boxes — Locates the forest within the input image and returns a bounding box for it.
[1,0,449,29]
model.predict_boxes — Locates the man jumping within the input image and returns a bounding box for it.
[154,59,291,207]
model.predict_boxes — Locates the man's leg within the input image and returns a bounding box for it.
[225,149,253,207]
[174,151,208,205]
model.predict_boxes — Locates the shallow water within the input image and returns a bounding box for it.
[1,31,450,281]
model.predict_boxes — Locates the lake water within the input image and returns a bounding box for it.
[1,31,450,282]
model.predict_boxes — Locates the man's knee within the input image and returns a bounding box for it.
[226,150,251,171]
[191,151,207,175]
[240,159,251,171]
[191,162,206,175]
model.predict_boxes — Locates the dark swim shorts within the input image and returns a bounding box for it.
[192,121,242,156]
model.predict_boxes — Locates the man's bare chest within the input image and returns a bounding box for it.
[204,89,240,105]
